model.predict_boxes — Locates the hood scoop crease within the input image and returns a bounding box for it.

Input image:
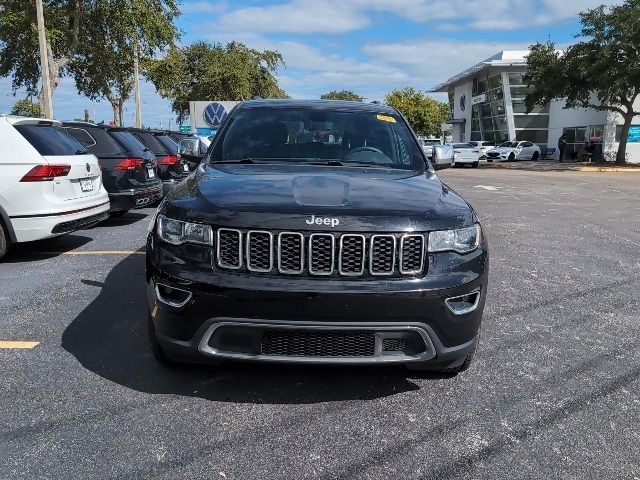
[292,176,350,207]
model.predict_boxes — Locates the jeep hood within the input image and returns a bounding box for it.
[163,164,475,231]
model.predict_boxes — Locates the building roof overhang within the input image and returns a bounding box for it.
[429,51,529,93]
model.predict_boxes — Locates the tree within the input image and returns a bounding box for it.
[0,1,179,123]
[10,98,41,117]
[144,41,287,123]
[72,1,179,126]
[385,87,450,136]
[320,90,364,102]
[524,0,640,165]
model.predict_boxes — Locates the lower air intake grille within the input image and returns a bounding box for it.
[261,330,375,357]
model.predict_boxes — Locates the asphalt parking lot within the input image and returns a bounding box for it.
[1,168,639,480]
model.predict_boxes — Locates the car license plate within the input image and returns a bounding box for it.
[183,164,189,172]
[147,167,155,179]
[80,179,93,192]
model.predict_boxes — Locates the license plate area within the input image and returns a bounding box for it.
[147,167,155,179]
[80,178,93,192]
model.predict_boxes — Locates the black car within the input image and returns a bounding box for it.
[128,129,190,195]
[146,100,488,374]
[62,122,163,214]
[167,131,190,144]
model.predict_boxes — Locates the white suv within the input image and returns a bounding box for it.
[0,115,110,259]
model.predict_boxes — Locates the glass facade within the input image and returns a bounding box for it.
[508,71,549,149]
[563,125,605,160]
[470,73,509,144]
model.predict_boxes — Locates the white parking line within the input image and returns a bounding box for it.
[474,185,501,191]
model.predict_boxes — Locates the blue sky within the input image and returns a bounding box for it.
[0,0,618,127]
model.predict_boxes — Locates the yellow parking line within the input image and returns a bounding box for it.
[0,341,40,349]
[32,250,145,256]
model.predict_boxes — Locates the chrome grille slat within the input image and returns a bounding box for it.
[339,234,365,276]
[400,234,425,274]
[214,228,426,277]
[309,233,335,275]
[370,234,396,276]
[217,228,242,269]
[246,230,273,272]
[278,232,304,274]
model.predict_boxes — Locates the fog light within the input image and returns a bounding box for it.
[155,282,192,308]
[445,290,481,315]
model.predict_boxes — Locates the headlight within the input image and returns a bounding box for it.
[156,214,212,246]
[428,224,481,254]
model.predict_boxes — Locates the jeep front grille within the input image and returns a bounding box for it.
[261,330,376,357]
[215,229,426,278]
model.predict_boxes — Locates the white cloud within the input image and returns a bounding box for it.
[180,1,228,14]
[215,1,369,34]
[362,39,530,87]
[210,0,621,34]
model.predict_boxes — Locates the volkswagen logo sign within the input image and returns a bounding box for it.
[459,94,466,112]
[203,102,228,128]
[86,163,91,173]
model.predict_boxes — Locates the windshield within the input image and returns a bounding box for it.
[155,134,178,154]
[499,141,518,148]
[453,143,473,149]
[110,130,148,155]
[211,107,425,170]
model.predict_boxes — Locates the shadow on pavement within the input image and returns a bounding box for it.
[99,211,149,227]
[4,234,93,262]
[62,253,426,404]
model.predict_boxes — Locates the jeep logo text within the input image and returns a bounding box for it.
[305,215,340,228]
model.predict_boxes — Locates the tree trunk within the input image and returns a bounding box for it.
[616,113,634,165]
[118,102,124,127]
[111,101,122,126]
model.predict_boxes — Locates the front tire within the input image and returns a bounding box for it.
[472,162,479,168]
[0,221,9,260]
[508,153,515,162]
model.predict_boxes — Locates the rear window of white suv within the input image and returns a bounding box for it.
[15,124,88,156]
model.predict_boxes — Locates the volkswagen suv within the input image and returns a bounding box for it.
[146,100,489,374]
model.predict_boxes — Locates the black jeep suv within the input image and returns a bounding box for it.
[146,100,488,374]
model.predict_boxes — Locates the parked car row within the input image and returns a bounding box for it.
[0,114,205,259]
[443,140,542,167]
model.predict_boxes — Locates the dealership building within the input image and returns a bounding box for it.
[431,51,640,162]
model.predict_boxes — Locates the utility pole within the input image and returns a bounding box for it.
[35,0,53,118]
[133,43,142,128]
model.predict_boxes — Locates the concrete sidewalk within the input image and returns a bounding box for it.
[482,159,640,172]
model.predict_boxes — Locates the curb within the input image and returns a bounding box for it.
[484,163,640,173]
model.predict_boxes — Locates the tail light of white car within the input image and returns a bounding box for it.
[20,164,71,182]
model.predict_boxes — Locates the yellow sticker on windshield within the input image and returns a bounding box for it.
[376,114,396,123]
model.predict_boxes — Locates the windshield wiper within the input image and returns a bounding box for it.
[75,150,88,155]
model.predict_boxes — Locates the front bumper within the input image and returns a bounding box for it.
[10,200,111,243]
[146,237,488,366]
[109,184,163,212]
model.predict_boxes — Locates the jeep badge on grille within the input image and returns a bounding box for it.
[306,215,340,228]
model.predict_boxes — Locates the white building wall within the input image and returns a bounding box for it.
[547,96,640,163]
[452,82,473,142]
[605,102,640,163]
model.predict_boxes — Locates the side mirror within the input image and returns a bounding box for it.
[178,138,204,161]
[431,144,453,170]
